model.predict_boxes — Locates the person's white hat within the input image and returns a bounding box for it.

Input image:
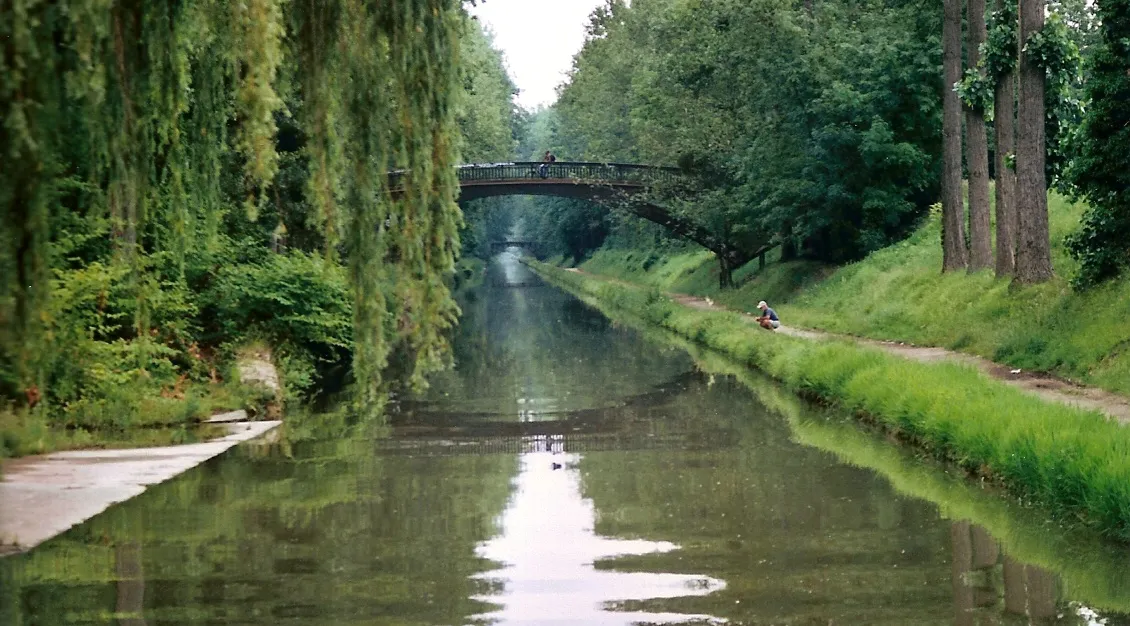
[757,301,767,309]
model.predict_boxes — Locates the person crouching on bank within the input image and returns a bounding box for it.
[756,301,779,330]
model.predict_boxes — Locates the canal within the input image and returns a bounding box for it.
[3,250,1130,624]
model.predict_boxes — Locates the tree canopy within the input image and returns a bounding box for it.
[546,0,944,264]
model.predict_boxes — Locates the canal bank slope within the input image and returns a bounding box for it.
[574,193,1130,399]
[528,260,1130,541]
[0,420,281,556]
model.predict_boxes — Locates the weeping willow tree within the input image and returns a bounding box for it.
[1,0,467,406]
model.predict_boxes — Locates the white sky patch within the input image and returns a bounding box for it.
[468,0,608,110]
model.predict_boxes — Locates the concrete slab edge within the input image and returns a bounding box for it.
[0,420,282,557]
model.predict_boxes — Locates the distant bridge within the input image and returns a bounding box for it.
[392,162,760,285]
[489,240,541,253]
[453,162,677,202]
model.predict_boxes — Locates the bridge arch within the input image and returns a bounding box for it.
[392,162,763,286]
[446,162,755,285]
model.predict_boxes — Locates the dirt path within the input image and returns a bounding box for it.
[564,267,1130,423]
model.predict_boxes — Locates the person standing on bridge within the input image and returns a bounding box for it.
[538,151,556,179]
[756,301,780,330]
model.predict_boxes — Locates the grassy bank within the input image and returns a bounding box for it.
[574,193,1130,396]
[531,260,1130,541]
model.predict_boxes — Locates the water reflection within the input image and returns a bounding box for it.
[950,520,1075,625]
[473,451,725,625]
[115,541,148,626]
[5,249,1130,625]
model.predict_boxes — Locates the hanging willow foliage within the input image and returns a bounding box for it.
[1,0,467,403]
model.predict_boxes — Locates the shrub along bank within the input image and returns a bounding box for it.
[572,193,1130,397]
[0,239,353,460]
[530,260,1130,541]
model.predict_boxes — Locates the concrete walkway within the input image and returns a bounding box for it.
[0,420,280,556]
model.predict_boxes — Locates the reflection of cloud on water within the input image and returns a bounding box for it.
[473,452,726,625]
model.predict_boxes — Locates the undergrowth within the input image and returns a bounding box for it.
[1,238,353,461]
[532,261,1130,541]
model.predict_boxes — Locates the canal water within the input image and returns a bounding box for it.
[4,250,1130,625]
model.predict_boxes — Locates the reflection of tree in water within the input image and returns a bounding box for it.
[417,252,693,416]
[951,520,1061,624]
[115,540,147,626]
[575,376,955,625]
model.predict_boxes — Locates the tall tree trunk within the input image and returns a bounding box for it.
[1015,0,1054,283]
[942,0,969,271]
[718,255,734,289]
[780,220,797,261]
[994,61,1018,278]
[966,0,993,270]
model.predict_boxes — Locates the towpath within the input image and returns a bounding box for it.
[0,419,281,556]
[563,267,1130,423]
[0,350,284,556]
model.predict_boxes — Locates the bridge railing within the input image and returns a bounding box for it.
[389,162,680,191]
[456,162,679,186]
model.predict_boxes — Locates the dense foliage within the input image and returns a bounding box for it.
[529,0,1121,289]
[0,1,520,446]
[1067,0,1130,285]
[545,0,944,264]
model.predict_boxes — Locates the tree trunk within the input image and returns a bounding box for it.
[994,62,1018,278]
[942,0,969,271]
[966,0,993,270]
[718,255,734,289]
[1015,0,1054,283]
[780,221,797,261]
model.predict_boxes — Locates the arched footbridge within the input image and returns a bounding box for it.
[394,162,771,285]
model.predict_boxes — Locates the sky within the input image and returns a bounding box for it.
[467,0,607,110]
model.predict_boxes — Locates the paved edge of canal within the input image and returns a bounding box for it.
[0,420,282,556]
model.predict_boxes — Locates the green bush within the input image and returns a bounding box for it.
[1,239,356,452]
[202,248,353,397]
[39,260,199,415]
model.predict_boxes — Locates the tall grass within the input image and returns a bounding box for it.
[532,261,1130,541]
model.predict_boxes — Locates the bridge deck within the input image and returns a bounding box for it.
[390,162,678,193]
